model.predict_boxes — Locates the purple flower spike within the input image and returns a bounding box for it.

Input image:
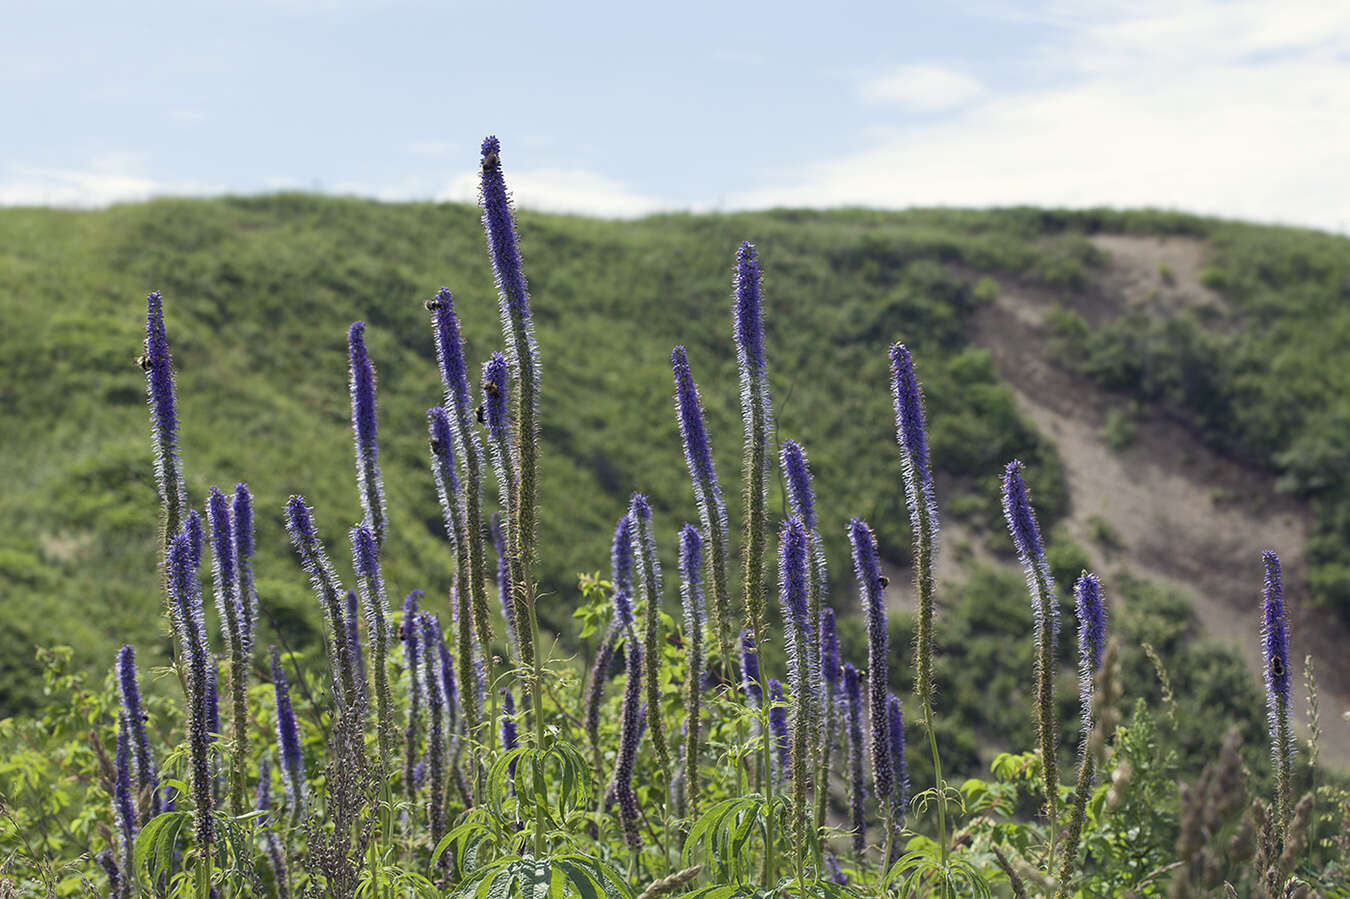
[348,321,387,546]
[733,242,766,379]
[1261,549,1294,830]
[849,517,893,803]
[143,291,186,531]
[611,514,634,596]
[843,662,866,853]
[116,645,159,819]
[501,688,519,782]
[428,406,462,503]
[826,854,848,885]
[418,613,448,841]
[671,347,721,499]
[778,518,815,710]
[270,646,305,810]
[113,712,136,878]
[206,487,243,646]
[611,635,644,852]
[1002,460,1045,565]
[430,288,472,418]
[768,678,791,785]
[739,628,763,705]
[679,524,706,627]
[232,483,257,653]
[1074,571,1107,736]
[889,344,933,492]
[781,440,819,533]
[479,136,533,325]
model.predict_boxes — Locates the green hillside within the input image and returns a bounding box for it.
[0,196,1345,766]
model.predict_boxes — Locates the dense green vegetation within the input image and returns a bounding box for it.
[1,195,1347,896]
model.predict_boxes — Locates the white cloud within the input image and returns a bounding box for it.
[438,168,670,219]
[859,65,985,111]
[0,164,220,207]
[737,1,1350,232]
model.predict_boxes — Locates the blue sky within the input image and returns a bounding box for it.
[5,0,1348,231]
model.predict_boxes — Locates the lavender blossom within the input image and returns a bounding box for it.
[613,587,634,632]
[270,646,305,811]
[429,288,473,420]
[186,508,203,572]
[815,606,842,832]
[285,494,356,707]
[115,645,159,820]
[610,634,644,853]
[889,344,934,495]
[768,679,790,785]
[479,136,534,329]
[434,624,459,736]
[113,713,136,882]
[843,663,865,853]
[886,694,909,822]
[779,517,816,851]
[96,850,125,899]
[207,485,250,814]
[584,620,620,769]
[344,589,368,707]
[1261,550,1294,832]
[347,321,387,547]
[820,609,841,692]
[1001,460,1059,830]
[143,291,186,542]
[732,242,766,380]
[671,345,732,670]
[232,483,256,654]
[482,352,515,519]
[739,628,763,706]
[825,854,848,886]
[849,517,893,804]
[350,523,396,764]
[1073,572,1107,737]
[630,492,671,777]
[679,523,706,813]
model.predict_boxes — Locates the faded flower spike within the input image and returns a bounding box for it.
[849,517,893,804]
[348,321,387,547]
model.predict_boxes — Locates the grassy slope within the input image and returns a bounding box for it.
[0,197,1341,783]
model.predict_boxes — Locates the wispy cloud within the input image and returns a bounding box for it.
[439,168,671,218]
[858,65,984,111]
[0,163,220,207]
[737,1,1350,232]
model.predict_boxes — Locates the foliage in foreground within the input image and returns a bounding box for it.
[1,142,1348,897]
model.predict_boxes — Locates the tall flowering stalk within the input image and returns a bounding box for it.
[206,486,249,814]
[427,288,494,742]
[166,532,213,850]
[115,645,160,821]
[815,608,842,832]
[849,519,893,809]
[1055,572,1107,899]
[584,515,633,776]
[347,321,387,548]
[781,442,827,748]
[479,140,542,733]
[113,713,136,888]
[1001,460,1060,846]
[843,663,866,854]
[285,495,356,709]
[232,483,257,655]
[890,343,948,877]
[885,694,909,865]
[351,524,397,770]
[428,406,481,777]
[630,493,671,779]
[1261,551,1294,838]
[671,345,733,676]
[733,243,773,646]
[143,291,186,550]
[269,646,305,814]
[678,523,706,816]
[402,591,423,795]
[482,352,515,515]
[778,517,815,858]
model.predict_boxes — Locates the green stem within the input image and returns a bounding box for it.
[1030,564,1059,864]
[924,708,949,899]
[527,591,547,857]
